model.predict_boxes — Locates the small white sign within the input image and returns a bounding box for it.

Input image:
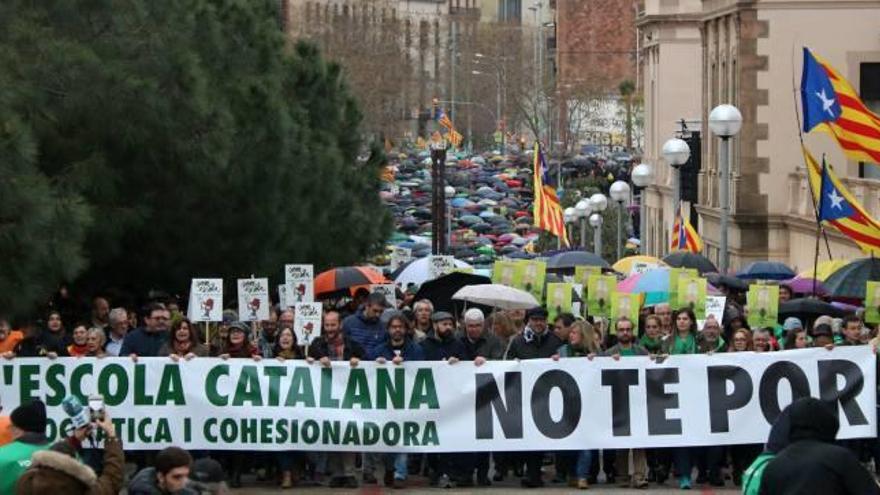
[285,264,314,303]
[630,262,658,276]
[370,284,398,309]
[390,247,413,272]
[428,255,455,280]
[238,278,270,322]
[293,302,322,347]
[187,278,223,323]
[699,296,727,330]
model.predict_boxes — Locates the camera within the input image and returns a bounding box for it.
[88,394,105,422]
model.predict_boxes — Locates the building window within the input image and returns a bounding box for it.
[859,62,880,178]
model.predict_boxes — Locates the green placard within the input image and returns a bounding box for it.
[668,267,698,309]
[575,266,603,296]
[588,274,616,318]
[747,284,779,329]
[611,292,642,331]
[546,283,573,322]
[492,260,521,287]
[678,276,707,320]
[866,281,880,324]
[517,260,547,301]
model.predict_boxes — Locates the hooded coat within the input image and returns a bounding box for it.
[15,437,124,495]
[759,397,880,495]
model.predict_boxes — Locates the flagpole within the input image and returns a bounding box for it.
[811,155,827,298]
[791,44,833,260]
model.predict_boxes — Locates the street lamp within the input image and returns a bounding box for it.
[563,207,577,246]
[631,163,654,254]
[575,199,592,249]
[708,104,743,273]
[662,137,691,216]
[589,193,608,257]
[610,181,631,261]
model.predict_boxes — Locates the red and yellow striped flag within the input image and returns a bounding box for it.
[802,48,880,164]
[670,206,703,253]
[804,146,880,254]
[532,142,568,246]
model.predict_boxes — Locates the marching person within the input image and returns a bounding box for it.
[369,313,423,488]
[343,292,388,351]
[158,318,208,360]
[662,308,698,489]
[506,307,562,488]
[128,447,195,495]
[307,310,363,488]
[103,308,129,357]
[67,324,90,357]
[411,299,434,342]
[270,326,302,489]
[599,317,650,489]
[85,328,107,358]
[120,303,171,360]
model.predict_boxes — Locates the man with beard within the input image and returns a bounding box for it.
[120,303,171,359]
[506,307,563,488]
[309,310,365,488]
[600,317,650,488]
[342,292,387,351]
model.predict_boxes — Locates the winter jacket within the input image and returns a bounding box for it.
[459,333,504,360]
[602,343,650,356]
[505,328,562,360]
[128,467,198,495]
[420,332,469,361]
[14,330,69,357]
[119,328,169,357]
[308,336,366,361]
[15,437,124,495]
[368,338,424,361]
[342,309,386,350]
[157,341,209,358]
[696,334,726,354]
[0,330,24,354]
[0,433,52,494]
[759,398,880,495]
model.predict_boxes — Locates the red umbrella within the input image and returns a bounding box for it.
[315,267,389,298]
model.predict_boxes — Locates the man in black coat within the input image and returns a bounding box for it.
[759,397,879,495]
[505,307,562,488]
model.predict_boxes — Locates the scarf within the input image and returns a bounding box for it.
[523,326,545,344]
[671,332,696,355]
[639,335,662,353]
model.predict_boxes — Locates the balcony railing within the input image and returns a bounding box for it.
[787,167,880,221]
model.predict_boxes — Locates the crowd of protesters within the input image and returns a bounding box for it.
[0,282,879,493]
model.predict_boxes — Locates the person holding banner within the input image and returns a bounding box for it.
[558,320,601,489]
[343,292,388,352]
[66,324,90,357]
[654,304,673,338]
[601,317,650,489]
[639,315,664,355]
[0,318,23,357]
[119,303,170,360]
[368,313,423,489]
[306,310,363,489]
[214,321,261,488]
[268,326,303,489]
[695,315,726,488]
[158,318,208,360]
[661,308,698,489]
[696,316,725,354]
[506,307,563,488]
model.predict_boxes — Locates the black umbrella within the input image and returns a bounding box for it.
[778,298,852,321]
[823,257,880,301]
[706,273,750,292]
[662,252,718,275]
[413,272,492,313]
[546,250,610,270]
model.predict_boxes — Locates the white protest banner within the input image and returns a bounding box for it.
[285,264,314,304]
[238,278,270,322]
[698,296,727,329]
[187,279,223,322]
[427,255,455,280]
[1,348,873,452]
[293,302,322,346]
[370,284,397,308]
[390,247,413,272]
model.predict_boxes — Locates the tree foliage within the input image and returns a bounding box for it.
[0,0,391,315]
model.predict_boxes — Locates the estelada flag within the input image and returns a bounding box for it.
[801,47,880,164]
[532,141,568,246]
[670,206,703,253]
[804,146,880,254]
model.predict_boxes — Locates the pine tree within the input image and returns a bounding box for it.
[0,0,391,314]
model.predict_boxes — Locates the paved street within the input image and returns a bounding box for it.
[230,474,741,494]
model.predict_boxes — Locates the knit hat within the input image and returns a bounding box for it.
[222,309,239,324]
[11,399,47,434]
[228,321,249,335]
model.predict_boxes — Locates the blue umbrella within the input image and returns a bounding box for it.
[450,197,470,208]
[633,269,672,293]
[736,261,796,281]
